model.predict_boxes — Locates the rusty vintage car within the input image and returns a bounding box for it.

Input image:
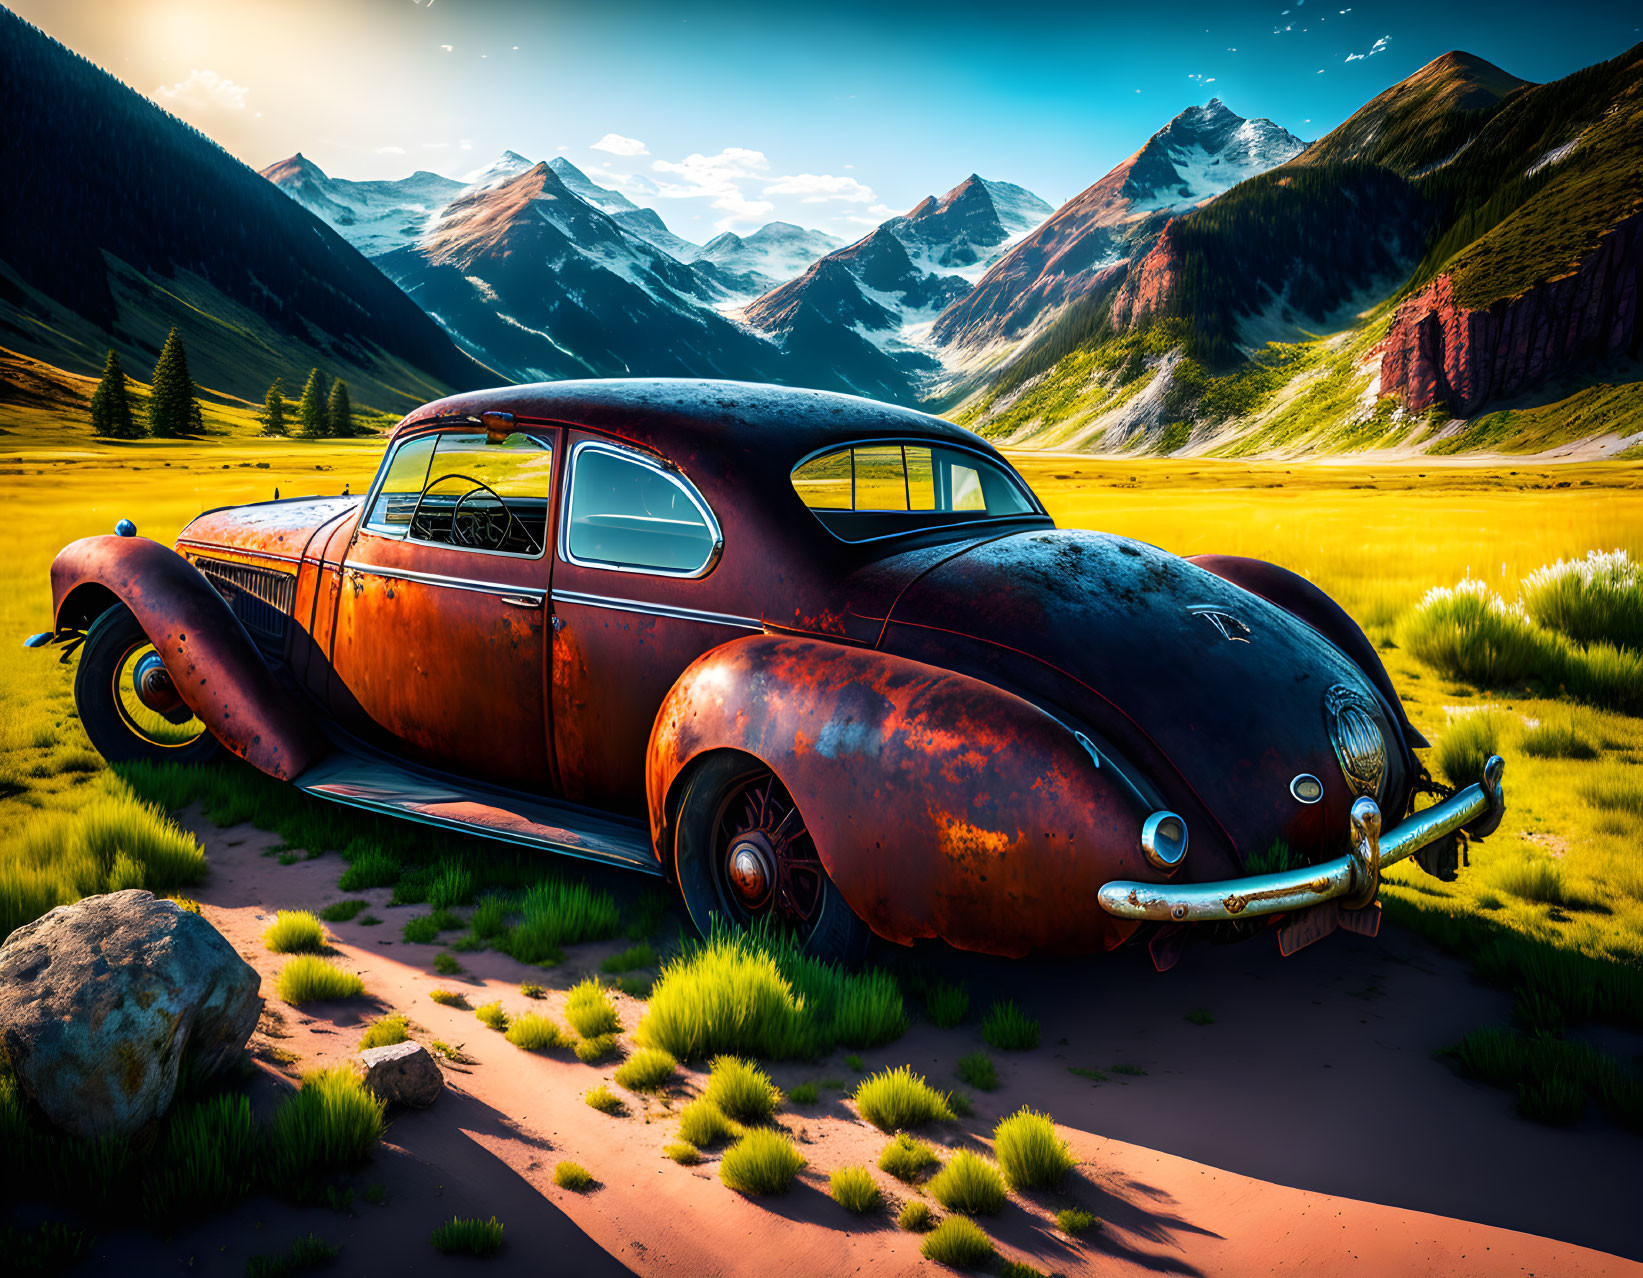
[31,380,1504,966]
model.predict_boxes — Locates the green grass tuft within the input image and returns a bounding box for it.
[927,1150,1006,1215]
[981,1000,1039,1051]
[429,1216,504,1258]
[601,941,658,974]
[268,1066,384,1202]
[718,1128,806,1195]
[244,1232,339,1278]
[358,1012,409,1051]
[504,1013,569,1052]
[878,1131,940,1182]
[664,1140,702,1164]
[276,956,364,1005]
[318,899,369,922]
[554,1161,594,1191]
[677,1097,741,1147]
[956,1052,999,1091]
[1519,714,1600,760]
[495,877,621,964]
[1401,580,1553,686]
[704,1055,783,1122]
[264,910,327,954]
[574,1033,619,1064]
[920,1214,994,1268]
[614,1047,677,1092]
[520,982,546,999]
[633,923,904,1061]
[993,1107,1076,1190]
[1521,550,1643,653]
[433,953,461,976]
[788,1081,818,1104]
[1434,710,1507,788]
[474,1001,509,1031]
[1056,1206,1100,1236]
[141,1092,258,1224]
[854,1066,956,1131]
[924,980,970,1028]
[829,1164,883,1214]
[565,977,621,1038]
[898,1199,935,1232]
[584,1084,623,1114]
[428,989,468,1008]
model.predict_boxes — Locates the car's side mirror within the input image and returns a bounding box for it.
[482,410,515,445]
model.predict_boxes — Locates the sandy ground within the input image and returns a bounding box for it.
[59,812,1643,1276]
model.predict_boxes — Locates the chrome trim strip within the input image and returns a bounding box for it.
[177,539,304,565]
[551,589,761,631]
[1097,756,1504,924]
[345,562,547,600]
[559,439,724,579]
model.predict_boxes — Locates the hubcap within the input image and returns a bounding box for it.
[713,772,824,930]
[133,651,184,715]
[728,834,775,907]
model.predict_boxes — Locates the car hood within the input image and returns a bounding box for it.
[178,496,361,565]
[879,529,1409,876]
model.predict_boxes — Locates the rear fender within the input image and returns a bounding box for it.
[51,536,323,780]
[647,633,1151,957]
[1189,554,1428,749]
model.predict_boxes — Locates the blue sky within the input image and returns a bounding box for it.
[14,0,1640,240]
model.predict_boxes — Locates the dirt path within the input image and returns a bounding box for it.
[105,813,1643,1277]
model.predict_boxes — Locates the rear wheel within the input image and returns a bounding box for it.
[673,753,870,967]
[73,605,220,766]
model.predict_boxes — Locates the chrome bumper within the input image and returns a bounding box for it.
[1097,755,1505,924]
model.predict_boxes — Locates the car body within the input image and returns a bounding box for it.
[32,379,1504,965]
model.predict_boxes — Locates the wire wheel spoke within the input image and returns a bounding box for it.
[715,770,822,932]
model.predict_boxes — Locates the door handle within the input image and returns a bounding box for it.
[499,595,541,608]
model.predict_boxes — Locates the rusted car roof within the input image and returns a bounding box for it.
[391,378,986,469]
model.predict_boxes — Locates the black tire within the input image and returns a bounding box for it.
[673,752,871,967]
[73,605,220,767]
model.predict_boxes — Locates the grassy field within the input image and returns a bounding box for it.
[3,405,1642,1113]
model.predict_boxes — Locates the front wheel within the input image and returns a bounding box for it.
[73,605,220,766]
[673,753,870,967]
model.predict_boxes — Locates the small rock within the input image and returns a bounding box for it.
[0,889,262,1139]
[355,1040,442,1109]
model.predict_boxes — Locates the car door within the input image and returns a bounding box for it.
[328,426,558,792]
[550,432,754,817]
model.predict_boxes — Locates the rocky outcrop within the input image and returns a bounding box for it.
[0,890,262,1139]
[1108,220,1183,330]
[355,1041,443,1109]
[1379,211,1642,414]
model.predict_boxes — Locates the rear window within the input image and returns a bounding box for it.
[791,442,1037,542]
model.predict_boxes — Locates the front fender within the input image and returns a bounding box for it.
[51,536,324,780]
[1188,554,1428,750]
[646,633,1154,957]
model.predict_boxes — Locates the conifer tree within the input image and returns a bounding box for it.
[297,368,329,437]
[147,328,203,437]
[325,379,353,438]
[88,349,141,439]
[260,378,288,437]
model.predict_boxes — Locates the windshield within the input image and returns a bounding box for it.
[791,441,1040,542]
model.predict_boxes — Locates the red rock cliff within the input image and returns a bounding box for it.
[1379,211,1642,414]
[1108,219,1182,330]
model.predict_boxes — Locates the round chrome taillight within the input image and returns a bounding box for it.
[1141,811,1189,871]
[1324,685,1387,800]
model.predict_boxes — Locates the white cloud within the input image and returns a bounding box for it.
[762,173,876,204]
[591,132,649,157]
[440,44,453,53]
[154,68,249,112]
[458,138,473,151]
[1345,35,1391,61]
[375,145,407,155]
[648,147,775,228]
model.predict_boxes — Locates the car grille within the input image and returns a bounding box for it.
[195,558,295,649]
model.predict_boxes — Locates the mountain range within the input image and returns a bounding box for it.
[2,2,1637,458]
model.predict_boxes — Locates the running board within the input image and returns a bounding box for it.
[295,754,664,877]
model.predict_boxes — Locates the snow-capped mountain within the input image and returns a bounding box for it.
[370,162,783,384]
[460,150,537,190]
[933,100,1307,350]
[741,175,1053,398]
[259,153,465,258]
[693,222,845,292]
[547,157,700,261]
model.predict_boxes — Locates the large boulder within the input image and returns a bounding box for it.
[354,1040,442,1109]
[0,889,262,1139]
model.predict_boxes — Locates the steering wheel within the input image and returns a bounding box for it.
[406,473,541,554]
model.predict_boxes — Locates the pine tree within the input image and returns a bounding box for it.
[260,378,288,437]
[325,379,353,438]
[147,328,204,438]
[297,368,329,437]
[88,349,142,439]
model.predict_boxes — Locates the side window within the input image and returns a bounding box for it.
[563,444,720,576]
[790,441,1035,542]
[364,431,553,556]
